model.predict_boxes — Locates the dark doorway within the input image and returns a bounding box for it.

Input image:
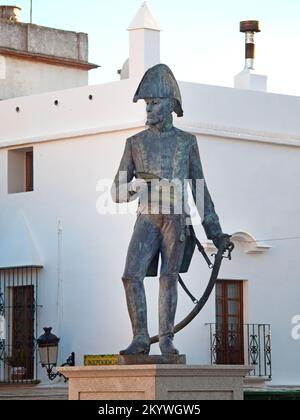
[11,286,35,380]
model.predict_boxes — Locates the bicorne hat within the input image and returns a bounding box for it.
[133,64,183,117]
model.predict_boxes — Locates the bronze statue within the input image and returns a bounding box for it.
[111,64,231,356]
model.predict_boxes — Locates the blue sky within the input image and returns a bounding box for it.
[4,0,300,96]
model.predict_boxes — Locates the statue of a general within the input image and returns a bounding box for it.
[111,64,229,356]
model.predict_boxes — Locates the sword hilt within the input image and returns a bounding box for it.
[220,235,235,260]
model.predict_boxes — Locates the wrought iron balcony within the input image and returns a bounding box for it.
[206,323,272,379]
[0,267,41,384]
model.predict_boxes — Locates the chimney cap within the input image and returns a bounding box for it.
[128,1,160,31]
[0,5,22,22]
[240,20,260,33]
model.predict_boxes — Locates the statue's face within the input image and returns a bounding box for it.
[145,98,173,126]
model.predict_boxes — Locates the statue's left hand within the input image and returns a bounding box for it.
[212,233,232,250]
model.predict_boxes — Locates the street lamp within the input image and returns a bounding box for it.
[37,327,75,381]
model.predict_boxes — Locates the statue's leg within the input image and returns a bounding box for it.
[120,214,161,355]
[159,215,185,355]
[120,277,150,355]
[159,273,179,355]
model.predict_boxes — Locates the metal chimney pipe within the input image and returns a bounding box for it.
[240,20,261,70]
[0,5,21,22]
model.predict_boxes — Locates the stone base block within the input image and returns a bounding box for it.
[59,365,253,401]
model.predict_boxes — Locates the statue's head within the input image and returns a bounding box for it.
[143,97,175,126]
[133,64,183,124]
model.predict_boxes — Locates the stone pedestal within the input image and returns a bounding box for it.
[118,354,186,365]
[59,365,253,401]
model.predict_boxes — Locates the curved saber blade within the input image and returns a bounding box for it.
[150,237,234,344]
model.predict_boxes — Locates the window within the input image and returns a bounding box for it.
[25,151,33,192]
[8,147,34,193]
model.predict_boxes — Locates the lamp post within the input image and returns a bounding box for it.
[37,327,75,381]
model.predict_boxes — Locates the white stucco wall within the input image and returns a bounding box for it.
[0,55,88,100]
[0,79,299,385]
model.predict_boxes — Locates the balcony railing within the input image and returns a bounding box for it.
[206,323,272,379]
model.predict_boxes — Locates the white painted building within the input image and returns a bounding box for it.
[0,2,299,389]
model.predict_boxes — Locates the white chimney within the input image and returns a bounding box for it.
[127,1,161,80]
[234,20,267,92]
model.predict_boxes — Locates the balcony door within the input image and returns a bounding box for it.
[0,267,40,384]
[215,280,244,365]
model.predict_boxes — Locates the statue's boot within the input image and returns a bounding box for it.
[120,278,150,355]
[159,273,180,355]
